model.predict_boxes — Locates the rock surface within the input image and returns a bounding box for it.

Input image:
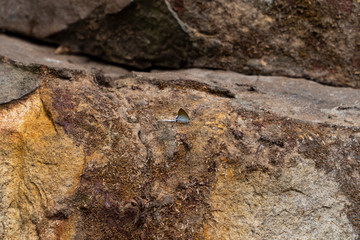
[0,0,132,38]
[1,0,359,88]
[0,34,360,239]
[0,34,128,104]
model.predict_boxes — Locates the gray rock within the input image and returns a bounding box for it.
[0,34,129,104]
[0,0,132,38]
[0,62,40,104]
[0,34,129,78]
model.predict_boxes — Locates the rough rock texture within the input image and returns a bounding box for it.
[0,93,85,239]
[0,61,41,104]
[0,0,132,38]
[0,34,359,239]
[1,0,359,88]
[0,34,128,104]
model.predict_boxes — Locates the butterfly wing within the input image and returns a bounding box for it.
[176,108,190,123]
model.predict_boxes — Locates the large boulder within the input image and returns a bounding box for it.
[1,0,359,88]
[0,34,359,239]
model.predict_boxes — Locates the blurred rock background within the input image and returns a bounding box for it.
[1,0,359,87]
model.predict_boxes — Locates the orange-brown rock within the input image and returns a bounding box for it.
[0,92,85,239]
[0,34,359,239]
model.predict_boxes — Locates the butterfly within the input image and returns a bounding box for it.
[175,108,190,123]
[162,108,190,123]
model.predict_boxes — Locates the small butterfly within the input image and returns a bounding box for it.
[162,108,190,123]
[175,108,190,123]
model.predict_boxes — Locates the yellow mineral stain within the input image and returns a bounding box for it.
[205,112,228,133]
[0,90,85,239]
[203,164,269,240]
[0,94,38,131]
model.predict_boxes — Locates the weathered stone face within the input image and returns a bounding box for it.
[0,92,85,239]
[0,0,132,38]
[1,0,359,87]
[0,62,41,104]
[0,35,359,239]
